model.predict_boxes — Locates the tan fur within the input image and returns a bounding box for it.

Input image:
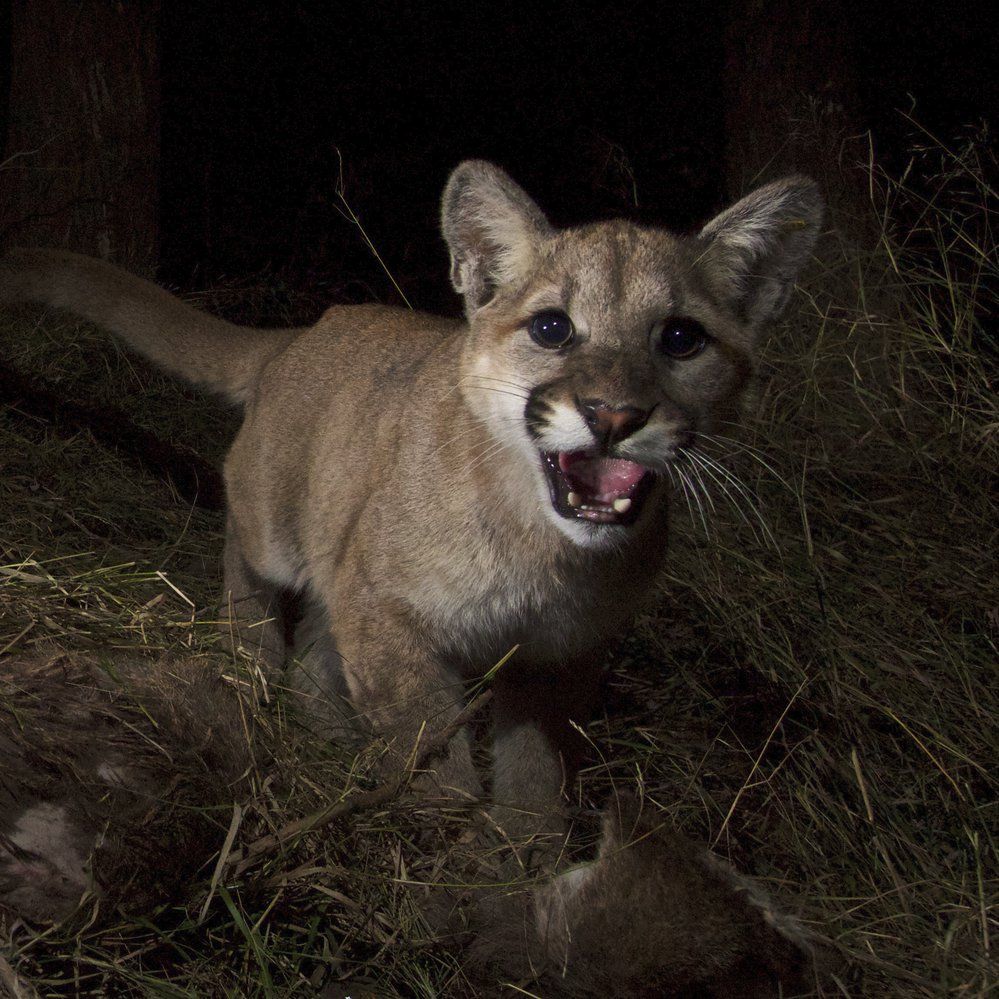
[465,795,821,997]
[0,163,823,851]
[0,650,251,922]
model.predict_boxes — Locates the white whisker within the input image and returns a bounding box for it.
[695,431,793,492]
[466,438,517,475]
[677,466,700,533]
[683,455,718,516]
[430,414,525,456]
[685,448,774,548]
[682,463,712,537]
[463,373,534,392]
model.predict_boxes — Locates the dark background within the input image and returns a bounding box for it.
[2,1,996,314]
[158,3,731,311]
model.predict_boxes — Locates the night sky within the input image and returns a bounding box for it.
[7,2,997,311]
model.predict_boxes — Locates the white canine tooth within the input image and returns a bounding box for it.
[613,497,632,514]
[567,491,582,508]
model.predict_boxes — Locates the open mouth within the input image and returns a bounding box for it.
[541,451,655,525]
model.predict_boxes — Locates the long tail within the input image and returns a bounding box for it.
[0,248,302,405]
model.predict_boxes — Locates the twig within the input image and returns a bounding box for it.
[0,131,65,171]
[712,678,807,849]
[836,945,937,989]
[334,148,413,309]
[228,688,493,877]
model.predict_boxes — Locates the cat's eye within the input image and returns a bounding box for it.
[653,317,709,359]
[529,310,575,349]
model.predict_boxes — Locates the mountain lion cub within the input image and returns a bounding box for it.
[0,162,822,849]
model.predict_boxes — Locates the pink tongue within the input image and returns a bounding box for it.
[559,452,647,499]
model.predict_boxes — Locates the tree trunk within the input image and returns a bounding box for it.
[723,0,860,200]
[0,0,160,271]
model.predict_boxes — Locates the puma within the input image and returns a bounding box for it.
[0,162,822,851]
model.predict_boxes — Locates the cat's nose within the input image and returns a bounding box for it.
[577,399,652,448]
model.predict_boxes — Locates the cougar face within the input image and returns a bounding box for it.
[457,220,755,545]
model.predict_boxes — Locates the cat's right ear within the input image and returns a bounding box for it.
[441,161,553,318]
[697,176,823,333]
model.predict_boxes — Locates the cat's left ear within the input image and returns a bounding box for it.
[698,176,823,330]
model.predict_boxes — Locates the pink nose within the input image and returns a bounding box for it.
[578,399,652,447]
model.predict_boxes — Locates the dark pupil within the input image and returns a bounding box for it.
[662,322,705,357]
[530,311,573,348]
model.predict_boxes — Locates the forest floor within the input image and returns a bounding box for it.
[0,136,995,997]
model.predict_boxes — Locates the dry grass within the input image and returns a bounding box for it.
[1,131,995,996]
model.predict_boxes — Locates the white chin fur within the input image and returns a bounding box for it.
[550,509,630,547]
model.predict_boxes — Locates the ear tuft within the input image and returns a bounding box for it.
[441,161,553,317]
[698,176,824,330]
